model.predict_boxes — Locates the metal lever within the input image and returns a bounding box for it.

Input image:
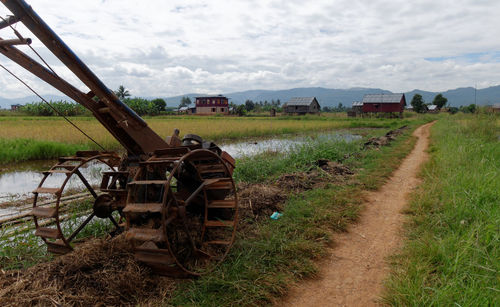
[0,37,31,46]
[0,15,20,30]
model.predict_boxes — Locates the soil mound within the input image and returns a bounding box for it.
[237,160,355,224]
[237,183,286,221]
[0,236,174,306]
[364,125,408,148]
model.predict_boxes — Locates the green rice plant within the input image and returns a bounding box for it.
[0,138,89,164]
[0,198,116,270]
[0,225,52,270]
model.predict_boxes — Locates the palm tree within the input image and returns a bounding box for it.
[115,85,130,100]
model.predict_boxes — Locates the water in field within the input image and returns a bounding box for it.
[0,160,114,204]
[0,130,361,212]
[222,131,361,158]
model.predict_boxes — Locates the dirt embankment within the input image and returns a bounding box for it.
[279,122,433,306]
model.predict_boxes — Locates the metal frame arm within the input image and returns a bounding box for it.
[0,0,168,155]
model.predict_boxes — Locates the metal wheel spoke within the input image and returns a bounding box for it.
[108,214,119,228]
[67,212,95,242]
[74,169,98,198]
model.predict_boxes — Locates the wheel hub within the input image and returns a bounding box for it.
[93,194,114,218]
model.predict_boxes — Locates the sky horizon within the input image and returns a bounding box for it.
[1,0,499,98]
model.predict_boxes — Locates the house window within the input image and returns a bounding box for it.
[212,108,216,112]
[220,107,225,112]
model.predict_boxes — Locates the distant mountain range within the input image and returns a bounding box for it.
[1,85,499,109]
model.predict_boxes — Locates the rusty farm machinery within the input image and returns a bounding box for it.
[0,0,238,276]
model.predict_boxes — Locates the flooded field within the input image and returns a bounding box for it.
[0,130,362,220]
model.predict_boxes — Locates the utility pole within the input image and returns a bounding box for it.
[474,83,477,105]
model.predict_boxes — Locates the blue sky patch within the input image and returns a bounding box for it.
[425,51,500,63]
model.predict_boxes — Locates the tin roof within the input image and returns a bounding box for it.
[428,105,438,110]
[352,101,363,107]
[362,93,404,104]
[284,97,317,106]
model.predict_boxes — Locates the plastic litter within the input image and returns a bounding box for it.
[270,211,282,220]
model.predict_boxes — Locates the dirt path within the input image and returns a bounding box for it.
[279,122,434,307]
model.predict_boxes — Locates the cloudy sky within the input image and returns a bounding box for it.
[1,0,499,98]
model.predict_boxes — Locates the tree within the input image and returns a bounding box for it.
[458,104,477,113]
[432,93,448,109]
[179,96,192,108]
[244,100,255,112]
[115,85,130,100]
[448,107,459,114]
[411,94,426,113]
[235,104,247,116]
[333,102,346,112]
[151,98,166,112]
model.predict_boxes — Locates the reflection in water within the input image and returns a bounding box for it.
[222,132,361,158]
[0,161,113,202]
[0,131,361,206]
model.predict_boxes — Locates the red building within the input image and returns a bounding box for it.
[361,93,406,115]
[195,95,229,115]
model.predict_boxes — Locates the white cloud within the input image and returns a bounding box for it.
[1,0,499,98]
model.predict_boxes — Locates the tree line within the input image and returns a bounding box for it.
[19,86,168,116]
[410,93,477,114]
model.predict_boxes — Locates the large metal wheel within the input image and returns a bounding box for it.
[124,148,238,276]
[32,152,122,254]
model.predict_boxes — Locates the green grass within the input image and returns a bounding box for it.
[0,199,118,270]
[0,115,435,305]
[234,136,362,183]
[384,114,499,306]
[0,138,89,164]
[0,226,53,270]
[167,120,429,306]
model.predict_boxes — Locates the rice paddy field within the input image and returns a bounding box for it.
[0,113,431,306]
[0,114,414,163]
[2,112,497,306]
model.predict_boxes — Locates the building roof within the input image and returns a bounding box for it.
[178,106,189,111]
[493,103,500,109]
[352,101,363,107]
[284,97,317,106]
[362,93,404,104]
[428,105,438,110]
[195,95,227,99]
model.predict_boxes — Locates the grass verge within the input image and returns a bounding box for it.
[384,114,499,306]
[167,120,429,306]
